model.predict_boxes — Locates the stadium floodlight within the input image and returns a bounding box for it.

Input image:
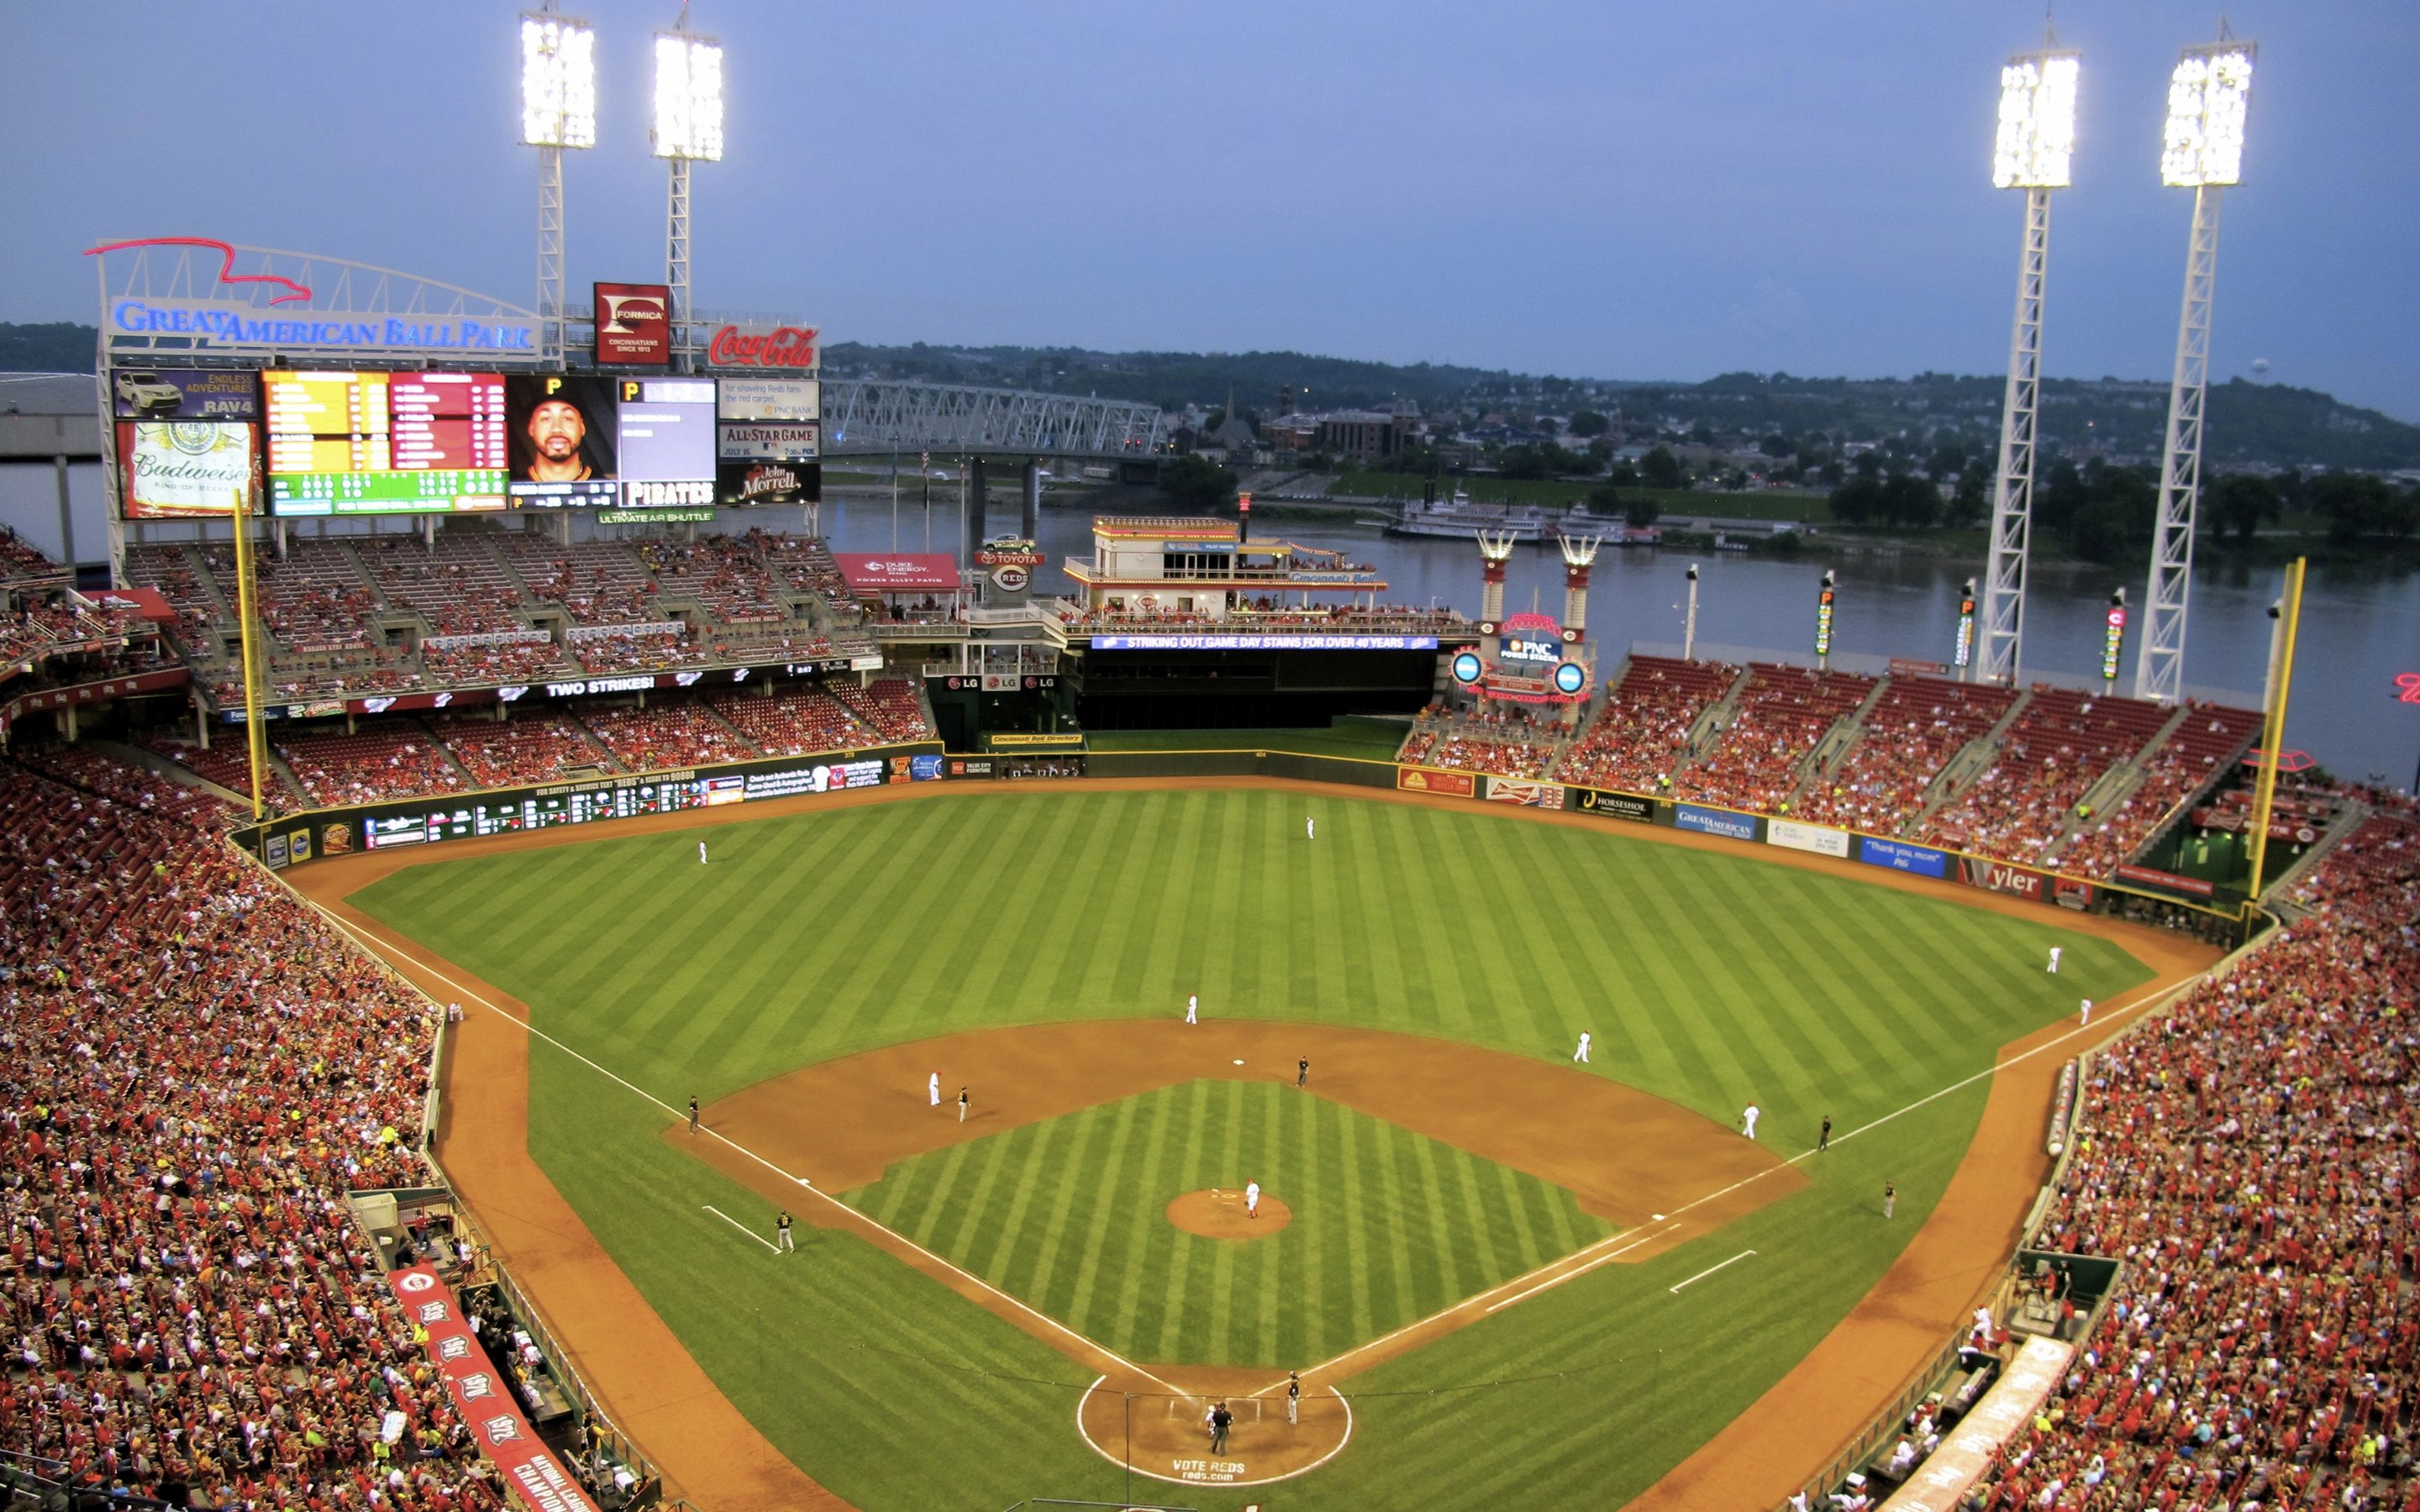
[2136,34,2257,705]
[1991,52,2080,190]
[2161,44,2254,187]
[521,7,594,368]
[520,13,597,148]
[652,30,725,160]
[1977,44,2080,685]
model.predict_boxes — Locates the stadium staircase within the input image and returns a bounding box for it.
[1902,686,2038,836]
[1781,675,1893,811]
[1665,664,1759,777]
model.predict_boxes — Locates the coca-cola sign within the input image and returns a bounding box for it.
[707,323,820,370]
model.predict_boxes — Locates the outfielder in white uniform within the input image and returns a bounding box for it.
[698,840,708,864]
[1306,816,1315,840]
[1186,994,1198,1025]
[1245,1180,1261,1219]
[1573,1031,1591,1063]
[928,1072,940,1107]
[2046,945,2062,974]
[1741,1103,1760,1140]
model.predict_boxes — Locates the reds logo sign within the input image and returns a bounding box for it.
[708,324,819,370]
[594,282,671,365]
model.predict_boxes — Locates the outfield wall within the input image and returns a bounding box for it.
[237,743,2249,941]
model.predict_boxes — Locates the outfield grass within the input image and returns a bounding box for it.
[845,1079,1613,1367]
[1082,717,1407,760]
[355,787,2154,1511]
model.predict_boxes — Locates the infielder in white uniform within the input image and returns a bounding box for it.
[928,1072,940,1107]
[1573,1031,1591,1063]
[1245,1179,1261,1219]
[1741,1103,1760,1140]
[1186,993,1198,1025]
[2046,945,2062,974]
[2080,998,2092,1026]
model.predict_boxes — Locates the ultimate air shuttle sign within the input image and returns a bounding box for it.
[108,299,536,357]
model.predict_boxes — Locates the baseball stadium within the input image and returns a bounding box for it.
[4,15,2416,1512]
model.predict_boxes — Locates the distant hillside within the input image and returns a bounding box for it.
[9,322,2412,472]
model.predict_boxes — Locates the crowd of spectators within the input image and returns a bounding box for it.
[707,687,871,755]
[120,544,228,655]
[1962,801,2418,1511]
[0,759,504,1511]
[1398,702,1564,779]
[0,526,66,588]
[275,727,467,808]
[356,537,530,638]
[577,702,759,772]
[1919,688,2171,864]
[1667,664,1876,816]
[830,679,934,743]
[1555,655,1742,793]
[429,715,617,788]
[641,536,786,624]
[1791,677,2019,835]
[2056,702,2265,879]
[420,638,569,686]
[571,630,711,675]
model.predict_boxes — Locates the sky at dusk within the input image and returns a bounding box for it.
[6,2,2415,417]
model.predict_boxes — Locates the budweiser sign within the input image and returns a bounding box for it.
[708,323,820,370]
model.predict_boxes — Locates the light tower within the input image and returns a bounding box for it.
[1476,530,1516,665]
[2134,34,2255,706]
[520,7,597,367]
[1978,44,2080,686]
[654,14,725,371]
[1558,535,1602,727]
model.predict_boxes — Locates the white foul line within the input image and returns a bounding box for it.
[702,1205,781,1252]
[1668,1249,1756,1294]
[300,895,1195,1403]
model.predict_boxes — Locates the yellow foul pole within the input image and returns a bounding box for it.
[229,498,268,821]
[2244,556,2306,902]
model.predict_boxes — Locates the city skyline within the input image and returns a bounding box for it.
[6,2,2415,418]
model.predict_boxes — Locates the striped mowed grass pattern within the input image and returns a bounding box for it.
[354,787,2154,1512]
[843,1079,1613,1367]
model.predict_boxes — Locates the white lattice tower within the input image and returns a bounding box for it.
[1559,534,1602,639]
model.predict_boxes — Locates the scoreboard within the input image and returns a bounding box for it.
[265,370,508,516]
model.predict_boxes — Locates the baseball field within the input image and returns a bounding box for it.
[317,780,2193,1511]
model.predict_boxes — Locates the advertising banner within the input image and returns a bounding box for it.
[1674,803,1759,842]
[111,367,260,420]
[2114,863,2215,899]
[717,421,821,460]
[592,281,672,366]
[1859,835,1948,878]
[118,422,259,517]
[107,298,536,360]
[706,323,819,370]
[1485,776,1566,809]
[1767,817,1851,858]
[1086,633,1440,651]
[1572,787,1655,822]
[834,553,960,594]
[1954,854,2051,903]
[716,459,821,507]
[1397,766,1476,797]
[1876,1337,2075,1512]
[384,1266,601,1512]
[716,378,821,422]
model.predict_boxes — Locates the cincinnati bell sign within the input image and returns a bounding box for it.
[707,323,819,370]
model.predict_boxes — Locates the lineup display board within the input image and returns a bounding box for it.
[614,377,718,508]
[264,370,508,516]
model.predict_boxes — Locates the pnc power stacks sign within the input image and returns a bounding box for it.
[593,282,671,366]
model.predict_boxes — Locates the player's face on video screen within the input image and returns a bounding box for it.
[529,398,587,462]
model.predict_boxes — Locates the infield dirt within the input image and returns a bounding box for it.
[291,774,2221,1509]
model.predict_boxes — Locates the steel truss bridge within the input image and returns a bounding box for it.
[817,380,1164,461]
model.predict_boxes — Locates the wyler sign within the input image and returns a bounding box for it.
[707,323,820,370]
[592,282,671,365]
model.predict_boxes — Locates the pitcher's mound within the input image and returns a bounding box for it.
[1167,1188,1292,1238]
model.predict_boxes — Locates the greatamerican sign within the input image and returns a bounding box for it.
[108,299,535,357]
